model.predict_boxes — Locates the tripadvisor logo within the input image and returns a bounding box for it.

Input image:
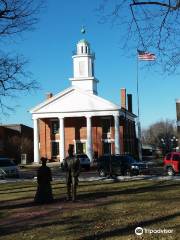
[135,227,174,235]
[135,227,143,235]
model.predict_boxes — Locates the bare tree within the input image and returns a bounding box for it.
[0,0,41,37]
[0,54,38,113]
[96,0,180,73]
[0,0,43,114]
[142,119,178,153]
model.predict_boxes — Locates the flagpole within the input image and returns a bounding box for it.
[136,49,156,160]
[136,51,142,161]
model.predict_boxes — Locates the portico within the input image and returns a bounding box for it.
[32,109,125,163]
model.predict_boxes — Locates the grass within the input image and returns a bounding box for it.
[0,179,180,240]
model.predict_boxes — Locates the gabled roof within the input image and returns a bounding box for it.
[30,86,120,114]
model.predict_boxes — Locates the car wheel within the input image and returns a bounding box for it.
[99,169,106,177]
[133,170,139,176]
[167,167,175,176]
[124,169,131,176]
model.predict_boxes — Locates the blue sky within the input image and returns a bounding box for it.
[1,0,179,129]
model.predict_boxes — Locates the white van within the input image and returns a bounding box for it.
[0,158,20,178]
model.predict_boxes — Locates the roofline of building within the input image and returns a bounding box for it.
[120,107,137,118]
[30,86,121,114]
[0,124,33,129]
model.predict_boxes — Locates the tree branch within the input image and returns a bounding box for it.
[130,3,146,49]
[131,1,180,11]
[157,0,171,49]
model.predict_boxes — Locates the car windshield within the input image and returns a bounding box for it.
[0,160,15,167]
[76,154,88,158]
[122,156,136,164]
[172,154,180,161]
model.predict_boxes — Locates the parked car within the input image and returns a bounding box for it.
[76,154,90,170]
[0,158,20,178]
[164,152,180,176]
[61,154,90,171]
[0,168,6,179]
[97,155,149,177]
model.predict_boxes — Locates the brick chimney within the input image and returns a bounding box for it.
[127,94,132,113]
[46,92,53,99]
[121,88,126,109]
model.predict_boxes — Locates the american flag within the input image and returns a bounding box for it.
[137,50,156,61]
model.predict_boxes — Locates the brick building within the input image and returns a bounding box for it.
[30,38,137,163]
[0,124,33,164]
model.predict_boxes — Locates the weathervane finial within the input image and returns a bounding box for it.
[81,25,86,34]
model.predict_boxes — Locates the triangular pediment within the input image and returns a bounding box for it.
[30,87,120,114]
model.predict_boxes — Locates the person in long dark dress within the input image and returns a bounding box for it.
[34,157,53,204]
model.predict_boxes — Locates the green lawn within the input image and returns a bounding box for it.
[0,179,180,240]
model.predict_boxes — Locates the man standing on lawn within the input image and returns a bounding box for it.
[64,146,80,202]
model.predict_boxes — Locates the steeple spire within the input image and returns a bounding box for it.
[69,32,99,95]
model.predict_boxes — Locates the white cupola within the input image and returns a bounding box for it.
[69,39,99,95]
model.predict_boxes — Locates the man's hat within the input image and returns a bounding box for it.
[41,157,47,163]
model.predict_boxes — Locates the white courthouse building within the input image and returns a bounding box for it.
[30,38,137,163]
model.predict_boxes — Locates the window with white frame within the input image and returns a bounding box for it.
[51,120,59,134]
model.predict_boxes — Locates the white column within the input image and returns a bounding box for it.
[114,115,120,154]
[59,117,65,163]
[86,116,93,162]
[33,118,39,163]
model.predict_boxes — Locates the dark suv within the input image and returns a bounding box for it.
[164,152,180,176]
[97,155,148,177]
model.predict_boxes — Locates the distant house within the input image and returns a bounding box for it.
[142,144,154,161]
[0,124,33,164]
[30,38,138,163]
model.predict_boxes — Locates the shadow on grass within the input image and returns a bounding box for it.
[0,214,82,236]
[79,212,180,240]
[0,180,179,238]
[0,188,36,195]
[0,184,66,195]
[78,181,180,201]
[0,184,36,192]
[0,181,66,193]
[0,195,36,208]
[1,208,179,238]
[0,181,179,210]
[0,197,66,210]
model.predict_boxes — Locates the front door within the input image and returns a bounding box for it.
[76,142,86,154]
